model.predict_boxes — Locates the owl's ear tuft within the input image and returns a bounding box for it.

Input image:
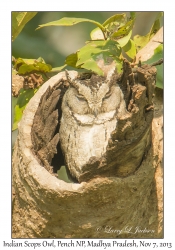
[65,70,79,88]
[96,58,117,85]
[105,65,116,83]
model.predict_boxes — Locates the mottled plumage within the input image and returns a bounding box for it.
[59,69,127,180]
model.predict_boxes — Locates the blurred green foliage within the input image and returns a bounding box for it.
[133,12,163,51]
[13,57,52,75]
[12,12,163,134]
[12,12,37,41]
[12,12,161,68]
[145,44,163,89]
[12,88,39,131]
[12,12,120,68]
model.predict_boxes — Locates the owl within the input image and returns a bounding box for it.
[59,67,127,181]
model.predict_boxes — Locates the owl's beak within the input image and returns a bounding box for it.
[93,109,99,117]
[89,103,101,117]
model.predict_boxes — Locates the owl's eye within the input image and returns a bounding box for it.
[103,91,112,100]
[76,94,86,101]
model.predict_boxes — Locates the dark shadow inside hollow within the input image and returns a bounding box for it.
[51,84,65,173]
[50,81,79,183]
[51,141,64,173]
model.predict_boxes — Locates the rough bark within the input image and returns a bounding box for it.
[12,73,44,97]
[135,27,163,63]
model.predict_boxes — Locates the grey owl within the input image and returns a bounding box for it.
[59,68,127,181]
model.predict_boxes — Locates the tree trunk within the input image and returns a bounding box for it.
[12,74,163,239]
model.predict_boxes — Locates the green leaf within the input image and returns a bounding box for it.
[12,12,37,41]
[122,39,137,59]
[14,57,52,75]
[111,19,135,39]
[90,27,104,40]
[35,57,46,63]
[117,30,132,48]
[144,44,163,89]
[76,40,122,75]
[112,57,123,73]
[90,14,127,40]
[133,33,150,52]
[36,17,106,33]
[12,69,18,75]
[65,53,79,68]
[12,88,39,131]
[149,20,160,39]
[12,96,18,126]
[78,58,104,76]
[103,13,126,27]
[144,44,163,63]
[130,12,136,19]
[57,166,74,183]
[155,64,163,89]
[51,65,67,73]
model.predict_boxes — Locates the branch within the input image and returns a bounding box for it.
[135,27,163,63]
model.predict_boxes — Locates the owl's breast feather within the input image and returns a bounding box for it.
[59,112,117,178]
[72,110,117,125]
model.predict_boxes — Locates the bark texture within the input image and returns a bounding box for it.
[12,71,163,238]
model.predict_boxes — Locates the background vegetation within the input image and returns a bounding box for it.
[12,12,160,68]
[12,11,163,146]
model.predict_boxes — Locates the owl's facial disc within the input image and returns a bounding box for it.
[73,79,110,116]
[63,71,124,125]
